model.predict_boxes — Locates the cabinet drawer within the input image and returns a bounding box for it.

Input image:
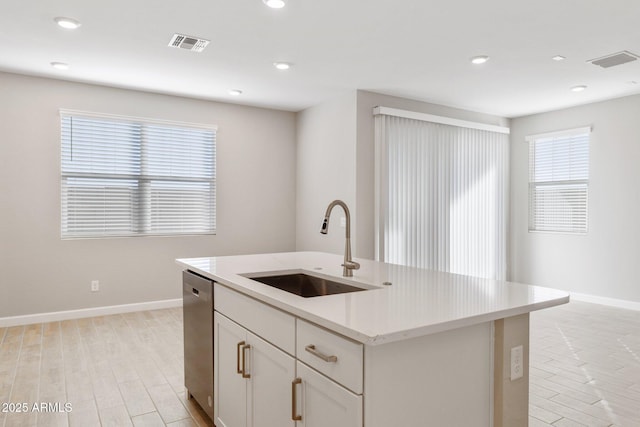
[214,283,295,355]
[296,320,363,394]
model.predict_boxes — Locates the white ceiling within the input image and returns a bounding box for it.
[2,0,640,118]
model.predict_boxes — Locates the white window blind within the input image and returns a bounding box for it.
[375,112,509,280]
[60,111,216,238]
[527,127,590,233]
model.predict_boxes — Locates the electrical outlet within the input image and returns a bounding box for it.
[91,280,100,292]
[510,345,523,380]
[340,216,346,228]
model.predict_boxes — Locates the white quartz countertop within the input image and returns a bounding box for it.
[177,251,569,345]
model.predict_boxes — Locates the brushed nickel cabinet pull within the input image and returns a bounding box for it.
[305,344,338,363]
[236,341,245,374]
[291,377,302,421]
[241,344,251,379]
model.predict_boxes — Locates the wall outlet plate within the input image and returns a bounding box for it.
[510,345,523,380]
[91,280,100,292]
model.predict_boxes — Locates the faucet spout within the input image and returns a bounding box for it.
[320,200,360,277]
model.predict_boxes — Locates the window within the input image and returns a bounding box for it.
[527,127,590,233]
[60,111,216,238]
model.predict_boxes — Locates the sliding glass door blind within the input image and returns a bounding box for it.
[375,112,509,280]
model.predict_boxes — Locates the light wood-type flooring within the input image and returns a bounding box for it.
[529,301,640,427]
[0,308,211,427]
[1,301,638,426]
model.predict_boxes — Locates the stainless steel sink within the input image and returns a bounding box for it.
[248,273,367,298]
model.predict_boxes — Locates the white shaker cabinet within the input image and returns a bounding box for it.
[214,312,296,427]
[247,331,296,427]
[214,312,247,427]
[295,361,362,427]
[214,284,362,427]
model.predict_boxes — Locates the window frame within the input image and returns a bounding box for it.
[59,109,217,239]
[526,126,591,235]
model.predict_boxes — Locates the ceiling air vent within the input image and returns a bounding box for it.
[588,51,639,68]
[168,33,210,52]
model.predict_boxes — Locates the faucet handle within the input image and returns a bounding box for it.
[342,261,360,271]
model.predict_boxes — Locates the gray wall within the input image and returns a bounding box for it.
[295,91,357,255]
[510,94,640,303]
[6,70,638,317]
[0,72,297,318]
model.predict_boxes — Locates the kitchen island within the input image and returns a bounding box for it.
[177,251,569,427]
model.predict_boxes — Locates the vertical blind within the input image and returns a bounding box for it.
[60,111,216,238]
[527,128,590,233]
[375,113,509,280]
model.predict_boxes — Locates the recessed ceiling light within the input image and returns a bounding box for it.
[571,85,587,92]
[273,62,291,70]
[54,17,81,30]
[263,0,285,8]
[552,55,566,61]
[228,89,243,96]
[470,55,490,65]
[51,62,69,70]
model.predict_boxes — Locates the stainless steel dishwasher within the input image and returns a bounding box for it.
[183,270,214,421]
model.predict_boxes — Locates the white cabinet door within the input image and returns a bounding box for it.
[296,362,362,427]
[215,312,248,427]
[215,312,297,427]
[247,332,296,427]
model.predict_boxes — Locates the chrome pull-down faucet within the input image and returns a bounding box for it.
[320,200,360,277]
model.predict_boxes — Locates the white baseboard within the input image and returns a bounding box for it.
[0,298,183,328]
[570,292,640,311]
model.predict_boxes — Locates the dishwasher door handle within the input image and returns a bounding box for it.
[191,288,200,297]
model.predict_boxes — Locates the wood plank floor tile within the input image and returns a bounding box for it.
[98,405,133,427]
[529,416,555,427]
[132,412,166,427]
[146,384,191,424]
[552,417,589,427]
[530,403,563,424]
[530,301,640,427]
[4,411,38,427]
[36,411,69,427]
[166,419,199,427]
[118,380,156,417]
